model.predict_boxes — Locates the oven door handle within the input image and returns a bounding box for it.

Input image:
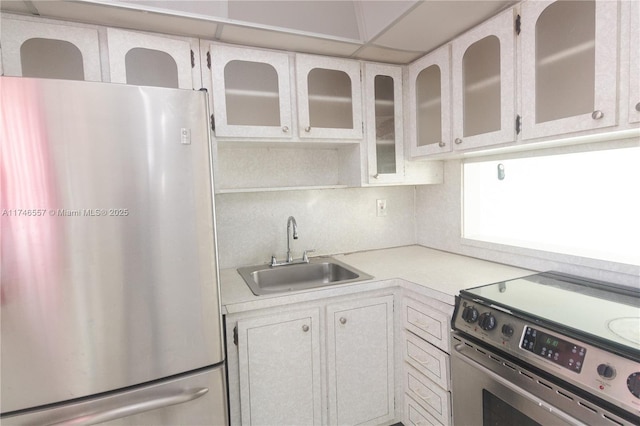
[453,343,586,426]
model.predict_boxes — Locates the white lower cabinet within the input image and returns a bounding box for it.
[236,309,322,426]
[327,296,395,425]
[229,292,396,425]
[401,293,453,426]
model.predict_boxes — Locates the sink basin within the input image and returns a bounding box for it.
[237,257,373,296]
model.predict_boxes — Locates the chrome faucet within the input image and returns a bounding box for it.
[270,216,314,267]
[286,216,298,262]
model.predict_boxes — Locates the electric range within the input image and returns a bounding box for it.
[451,271,640,425]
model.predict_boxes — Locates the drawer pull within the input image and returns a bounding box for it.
[414,355,433,367]
[414,319,430,328]
[415,388,437,403]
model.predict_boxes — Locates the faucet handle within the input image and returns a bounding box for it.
[302,249,315,263]
[270,255,278,267]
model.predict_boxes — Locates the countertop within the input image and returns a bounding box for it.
[220,245,533,314]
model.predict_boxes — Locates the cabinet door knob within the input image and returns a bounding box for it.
[304,126,311,132]
[635,102,640,112]
[282,126,289,133]
[339,317,347,325]
[454,138,463,145]
[438,142,446,148]
[591,110,604,120]
[302,324,310,332]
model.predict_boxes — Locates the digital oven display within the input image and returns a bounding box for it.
[520,326,586,373]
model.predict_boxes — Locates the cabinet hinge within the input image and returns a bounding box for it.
[206,51,212,70]
[515,14,521,35]
[515,114,522,135]
[210,114,216,132]
[233,325,238,346]
[190,50,195,68]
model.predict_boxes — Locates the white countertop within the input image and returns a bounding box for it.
[220,245,532,314]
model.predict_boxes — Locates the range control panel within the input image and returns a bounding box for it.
[521,326,587,373]
[453,298,640,418]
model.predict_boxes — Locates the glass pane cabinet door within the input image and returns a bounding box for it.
[125,48,179,88]
[521,0,618,139]
[408,44,451,157]
[296,54,363,140]
[210,45,292,138]
[1,18,101,81]
[364,64,403,183]
[452,9,515,150]
[462,35,501,138]
[107,28,195,89]
[21,38,85,81]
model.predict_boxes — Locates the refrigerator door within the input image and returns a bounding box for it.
[1,77,224,413]
[0,366,228,426]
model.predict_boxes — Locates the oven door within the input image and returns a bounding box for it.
[452,332,607,426]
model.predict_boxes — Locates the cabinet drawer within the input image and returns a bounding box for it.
[403,331,450,390]
[402,298,450,352]
[404,394,444,426]
[404,364,451,425]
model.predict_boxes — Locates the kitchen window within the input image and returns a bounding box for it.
[462,146,640,265]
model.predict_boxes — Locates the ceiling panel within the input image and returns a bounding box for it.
[373,1,514,53]
[354,0,417,42]
[228,0,361,41]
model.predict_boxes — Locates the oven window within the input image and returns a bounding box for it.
[483,390,542,426]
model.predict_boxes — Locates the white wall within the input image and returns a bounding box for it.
[415,160,640,288]
[215,186,416,269]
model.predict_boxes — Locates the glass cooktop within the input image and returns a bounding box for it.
[462,272,640,355]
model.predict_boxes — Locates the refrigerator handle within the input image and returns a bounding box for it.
[50,388,209,425]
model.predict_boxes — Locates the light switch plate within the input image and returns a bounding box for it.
[376,199,387,217]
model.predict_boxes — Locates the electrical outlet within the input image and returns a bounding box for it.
[376,199,387,217]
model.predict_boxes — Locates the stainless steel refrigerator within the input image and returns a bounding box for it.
[0,76,227,425]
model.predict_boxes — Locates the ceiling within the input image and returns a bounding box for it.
[0,0,515,64]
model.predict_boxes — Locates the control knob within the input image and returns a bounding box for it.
[627,372,640,398]
[461,306,479,323]
[478,312,497,331]
[501,324,515,337]
[597,364,616,379]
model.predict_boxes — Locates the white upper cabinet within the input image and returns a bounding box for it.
[628,0,640,124]
[452,8,516,150]
[520,0,618,139]
[210,45,292,138]
[1,18,101,81]
[107,28,198,89]
[407,44,452,157]
[296,54,363,140]
[363,63,404,184]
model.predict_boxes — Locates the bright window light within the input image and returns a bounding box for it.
[462,147,640,265]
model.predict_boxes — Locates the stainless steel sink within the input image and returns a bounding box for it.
[237,257,373,296]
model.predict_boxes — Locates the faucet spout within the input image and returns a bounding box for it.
[287,216,298,262]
